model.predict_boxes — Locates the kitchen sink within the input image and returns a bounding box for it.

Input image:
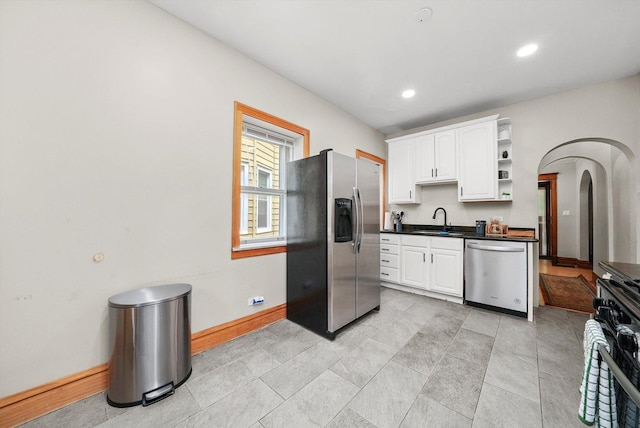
[410,230,464,237]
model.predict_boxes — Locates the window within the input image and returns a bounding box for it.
[256,167,272,233]
[232,102,309,259]
[240,162,249,234]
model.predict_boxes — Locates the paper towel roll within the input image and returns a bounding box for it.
[383,212,393,231]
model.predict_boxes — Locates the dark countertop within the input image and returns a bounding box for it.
[600,261,640,282]
[381,224,538,243]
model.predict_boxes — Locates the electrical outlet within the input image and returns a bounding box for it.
[493,216,503,222]
[248,296,265,306]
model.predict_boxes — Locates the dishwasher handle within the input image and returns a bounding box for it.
[467,243,524,253]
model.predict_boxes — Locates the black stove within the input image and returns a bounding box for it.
[595,261,640,426]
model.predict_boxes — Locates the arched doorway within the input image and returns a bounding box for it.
[579,170,593,266]
[538,137,636,276]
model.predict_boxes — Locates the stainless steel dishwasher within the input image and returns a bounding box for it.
[464,239,527,317]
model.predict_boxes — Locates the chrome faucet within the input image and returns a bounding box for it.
[432,207,449,231]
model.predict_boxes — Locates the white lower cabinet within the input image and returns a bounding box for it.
[429,237,463,296]
[379,234,400,283]
[380,266,400,283]
[380,253,399,283]
[381,234,463,298]
[401,245,428,289]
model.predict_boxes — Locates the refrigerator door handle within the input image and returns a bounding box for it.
[357,187,364,253]
[352,187,360,254]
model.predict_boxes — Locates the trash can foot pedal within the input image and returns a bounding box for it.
[142,382,174,406]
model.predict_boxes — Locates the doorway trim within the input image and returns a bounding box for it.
[578,170,594,267]
[538,173,558,264]
[538,181,552,258]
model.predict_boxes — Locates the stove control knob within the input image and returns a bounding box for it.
[593,298,607,309]
[610,308,621,324]
[619,312,632,324]
[596,306,613,323]
[618,330,638,355]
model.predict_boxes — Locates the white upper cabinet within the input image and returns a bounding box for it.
[457,120,498,201]
[434,130,457,182]
[387,114,508,203]
[415,130,456,184]
[415,134,435,183]
[387,138,420,204]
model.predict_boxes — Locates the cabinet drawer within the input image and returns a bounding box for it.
[401,235,429,247]
[430,237,463,251]
[380,253,399,269]
[380,234,400,245]
[380,267,399,283]
[380,243,399,255]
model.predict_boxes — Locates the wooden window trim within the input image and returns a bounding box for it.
[356,149,387,226]
[232,102,309,259]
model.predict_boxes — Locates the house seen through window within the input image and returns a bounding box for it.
[232,102,309,259]
[240,126,286,240]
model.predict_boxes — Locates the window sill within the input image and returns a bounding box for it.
[231,245,286,259]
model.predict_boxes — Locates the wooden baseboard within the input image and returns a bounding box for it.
[576,259,593,270]
[0,303,286,428]
[0,364,109,428]
[554,256,592,269]
[191,303,286,354]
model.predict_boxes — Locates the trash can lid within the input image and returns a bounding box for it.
[109,283,192,308]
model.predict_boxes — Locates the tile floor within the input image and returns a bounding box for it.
[20,287,589,428]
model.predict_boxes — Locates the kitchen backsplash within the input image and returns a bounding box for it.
[389,184,519,229]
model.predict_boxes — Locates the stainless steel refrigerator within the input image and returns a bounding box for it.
[286,149,380,339]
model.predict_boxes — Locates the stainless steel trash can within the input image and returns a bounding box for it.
[107,283,192,407]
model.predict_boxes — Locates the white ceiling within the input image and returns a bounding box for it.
[150,0,640,135]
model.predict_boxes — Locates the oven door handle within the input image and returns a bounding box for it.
[598,343,640,407]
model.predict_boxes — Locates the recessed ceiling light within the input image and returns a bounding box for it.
[517,43,538,57]
[402,89,416,99]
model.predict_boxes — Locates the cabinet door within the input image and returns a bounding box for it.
[401,246,427,289]
[388,140,419,203]
[429,248,463,296]
[457,121,497,201]
[433,130,456,182]
[415,134,436,183]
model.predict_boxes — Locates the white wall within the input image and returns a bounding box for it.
[0,0,385,397]
[611,150,634,262]
[577,166,592,262]
[388,74,640,267]
[540,160,579,259]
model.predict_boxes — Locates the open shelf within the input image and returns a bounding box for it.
[496,118,512,200]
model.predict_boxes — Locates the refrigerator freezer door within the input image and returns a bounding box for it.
[286,154,328,335]
[327,153,357,332]
[356,158,381,318]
